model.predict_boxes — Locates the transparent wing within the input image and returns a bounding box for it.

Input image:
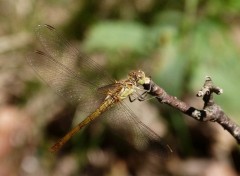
[103,100,172,158]
[27,24,113,111]
[35,24,113,87]
[27,51,100,105]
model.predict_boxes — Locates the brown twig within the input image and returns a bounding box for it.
[143,76,240,144]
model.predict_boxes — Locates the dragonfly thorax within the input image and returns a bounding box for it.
[118,81,136,100]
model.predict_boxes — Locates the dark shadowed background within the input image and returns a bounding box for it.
[1,0,240,175]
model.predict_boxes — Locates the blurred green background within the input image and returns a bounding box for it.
[1,0,240,175]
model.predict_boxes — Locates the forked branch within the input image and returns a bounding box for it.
[143,76,240,144]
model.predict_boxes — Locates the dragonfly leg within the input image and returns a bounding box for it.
[129,90,148,102]
[138,91,149,101]
[129,94,137,102]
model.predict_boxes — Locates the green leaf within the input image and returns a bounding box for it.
[84,21,148,54]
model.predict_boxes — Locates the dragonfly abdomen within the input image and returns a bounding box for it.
[50,97,116,152]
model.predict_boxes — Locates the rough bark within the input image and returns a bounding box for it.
[143,76,240,144]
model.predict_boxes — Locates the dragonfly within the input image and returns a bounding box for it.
[27,24,171,156]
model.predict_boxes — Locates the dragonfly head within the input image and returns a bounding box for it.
[128,70,151,85]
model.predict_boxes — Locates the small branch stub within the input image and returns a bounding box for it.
[197,76,223,107]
